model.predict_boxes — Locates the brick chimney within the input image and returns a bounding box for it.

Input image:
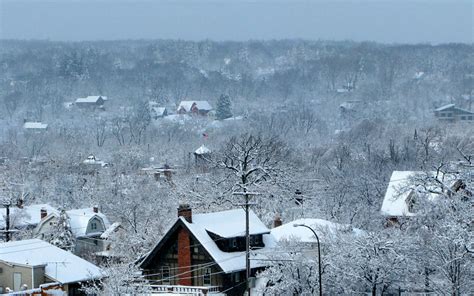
[177,227,192,286]
[273,213,282,228]
[40,208,47,219]
[93,205,99,213]
[178,204,192,223]
[177,204,192,286]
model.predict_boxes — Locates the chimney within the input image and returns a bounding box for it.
[178,204,192,223]
[273,213,282,228]
[40,208,47,219]
[16,199,24,209]
[177,204,192,285]
[93,206,99,213]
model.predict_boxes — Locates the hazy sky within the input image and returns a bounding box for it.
[0,0,472,44]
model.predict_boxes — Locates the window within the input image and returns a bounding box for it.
[161,266,170,284]
[193,247,199,254]
[203,268,212,285]
[91,222,97,230]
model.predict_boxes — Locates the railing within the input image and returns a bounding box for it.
[148,285,222,295]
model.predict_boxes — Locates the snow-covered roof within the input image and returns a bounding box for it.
[413,71,425,79]
[193,209,270,238]
[0,239,103,284]
[100,222,122,239]
[380,171,446,217]
[75,96,107,104]
[151,107,167,116]
[142,209,276,273]
[181,210,276,273]
[23,122,48,129]
[435,104,455,111]
[82,155,108,167]
[0,204,58,229]
[194,145,211,155]
[177,101,213,112]
[66,208,110,238]
[271,218,364,243]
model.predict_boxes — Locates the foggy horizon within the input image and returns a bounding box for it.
[1,0,472,44]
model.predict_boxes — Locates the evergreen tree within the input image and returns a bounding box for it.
[216,94,233,120]
[48,209,76,252]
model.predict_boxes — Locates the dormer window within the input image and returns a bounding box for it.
[91,222,97,230]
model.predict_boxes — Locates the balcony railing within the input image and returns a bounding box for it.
[148,285,222,295]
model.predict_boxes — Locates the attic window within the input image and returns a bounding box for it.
[203,268,212,285]
[91,222,97,230]
[161,266,170,284]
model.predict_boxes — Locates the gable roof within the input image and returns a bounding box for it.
[1,204,59,229]
[380,171,449,217]
[0,239,103,284]
[194,145,211,155]
[193,209,269,238]
[151,107,167,116]
[271,218,364,243]
[75,96,107,104]
[177,101,213,112]
[23,122,48,129]
[435,104,474,114]
[141,209,276,273]
[66,208,111,238]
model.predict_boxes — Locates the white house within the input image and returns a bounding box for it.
[0,239,103,294]
[0,204,58,240]
[35,206,111,255]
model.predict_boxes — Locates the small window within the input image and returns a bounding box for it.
[193,247,199,254]
[91,222,97,230]
[162,266,170,284]
[203,268,212,285]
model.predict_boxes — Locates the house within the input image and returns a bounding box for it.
[23,122,48,132]
[151,107,168,119]
[149,102,168,119]
[94,222,125,264]
[271,217,364,248]
[82,155,108,168]
[380,171,457,225]
[434,104,474,122]
[35,206,111,256]
[75,96,107,109]
[177,101,213,116]
[0,239,103,294]
[0,204,59,241]
[139,205,277,296]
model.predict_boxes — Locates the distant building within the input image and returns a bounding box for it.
[82,155,109,167]
[177,101,213,116]
[23,122,48,132]
[434,104,474,122]
[151,107,168,119]
[75,95,107,109]
[0,239,103,294]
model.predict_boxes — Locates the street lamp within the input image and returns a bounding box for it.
[293,223,322,296]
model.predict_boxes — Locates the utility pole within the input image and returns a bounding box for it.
[234,192,258,296]
[2,200,12,242]
[245,193,250,296]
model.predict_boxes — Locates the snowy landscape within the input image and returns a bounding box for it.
[0,1,473,295]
